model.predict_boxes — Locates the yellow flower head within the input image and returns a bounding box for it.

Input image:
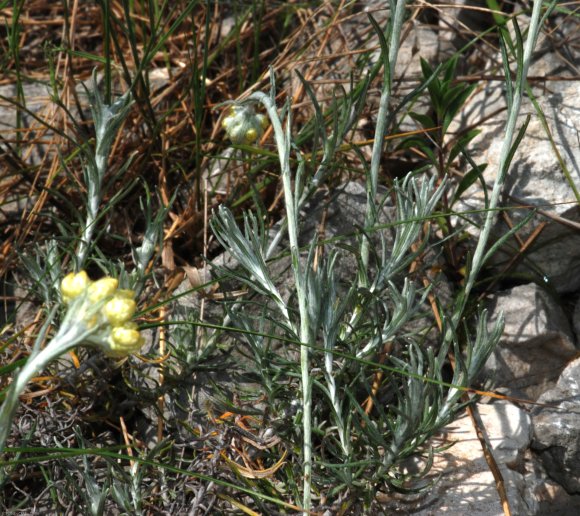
[61,271,90,303]
[103,295,137,326]
[88,277,119,302]
[60,270,143,358]
[245,128,258,144]
[106,322,144,357]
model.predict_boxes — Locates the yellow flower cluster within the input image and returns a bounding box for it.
[61,271,144,357]
[222,104,268,145]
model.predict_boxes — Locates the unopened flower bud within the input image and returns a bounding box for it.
[222,109,237,129]
[221,104,268,145]
[256,113,268,130]
[61,271,90,303]
[245,128,258,144]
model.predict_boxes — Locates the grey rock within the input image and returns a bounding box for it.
[525,451,580,516]
[483,283,577,400]
[396,20,441,77]
[384,403,537,515]
[573,296,580,343]
[0,81,51,131]
[531,357,580,494]
[479,402,532,471]
[456,75,580,292]
[527,14,580,95]
[0,81,54,167]
[340,2,440,77]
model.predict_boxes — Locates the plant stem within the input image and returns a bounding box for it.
[0,324,86,453]
[460,0,545,310]
[248,91,313,514]
[360,0,407,280]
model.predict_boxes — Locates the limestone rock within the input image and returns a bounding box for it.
[531,357,580,494]
[382,402,536,515]
[480,402,532,471]
[532,473,580,516]
[456,77,580,292]
[483,283,577,400]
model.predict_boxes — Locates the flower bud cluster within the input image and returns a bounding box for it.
[61,271,144,357]
[222,104,268,145]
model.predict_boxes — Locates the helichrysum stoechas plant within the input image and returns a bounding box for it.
[0,271,144,453]
[208,0,553,512]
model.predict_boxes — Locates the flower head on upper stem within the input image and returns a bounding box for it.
[221,103,269,145]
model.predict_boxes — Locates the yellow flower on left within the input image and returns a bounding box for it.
[59,270,144,358]
[61,271,90,303]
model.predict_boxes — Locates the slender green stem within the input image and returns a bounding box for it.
[460,0,545,310]
[77,170,102,269]
[248,91,313,514]
[343,1,408,343]
[360,0,407,280]
[0,324,88,453]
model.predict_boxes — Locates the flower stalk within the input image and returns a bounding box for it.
[239,90,313,514]
[360,0,407,280]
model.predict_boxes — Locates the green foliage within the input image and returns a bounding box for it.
[0,0,557,513]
